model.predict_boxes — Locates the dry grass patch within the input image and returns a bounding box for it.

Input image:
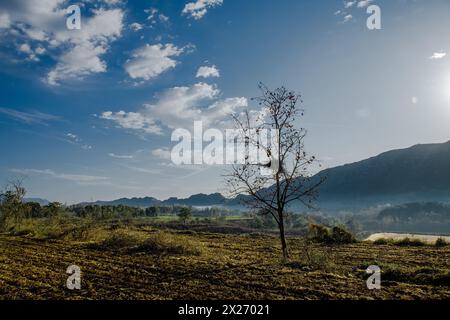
[133,232,202,256]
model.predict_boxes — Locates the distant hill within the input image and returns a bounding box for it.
[315,141,450,208]
[379,202,450,221]
[163,193,227,206]
[76,141,450,210]
[78,196,160,208]
[77,193,231,208]
[24,198,50,206]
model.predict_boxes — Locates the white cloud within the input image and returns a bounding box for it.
[0,1,124,85]
[46,8,124,85]
[18,43,43,61]
[35,47,46,55]
[196,65,220,78]
[101,82,248,134]
[47,42,107,85]
[159,14,170,23]
[130,22,143,31]
[343,14,353,23]
[411,96,418,104]
[182,0,223,20]
[146,8,159,24]
[429,52,447,60]
[146,7,170,26]
[144,82,247,129]
[357,0,372,8]
[124,43,184,81]
[19,43,32,53]
[345,1,356,9]
[101,111,162,134]
[103,0,124,5]
[67,133,80,141]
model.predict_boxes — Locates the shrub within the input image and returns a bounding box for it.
[373,238,389,245]
[308,224,356,244]
[6,217,74,239]
[395,237,425,247]
[309,224,332,243]
[330,226,356,244]
[178,207,192,224]
[89,231,140,250]
[134,233,201,256]
[435,238,448,247]
[300,246,336,271]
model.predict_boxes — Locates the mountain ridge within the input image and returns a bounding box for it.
[69,140,450,209]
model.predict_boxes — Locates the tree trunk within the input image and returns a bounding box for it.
[278,216,289,261]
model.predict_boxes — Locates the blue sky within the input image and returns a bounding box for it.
[1,0,450,203]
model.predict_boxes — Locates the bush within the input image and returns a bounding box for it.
[331,226,356,244]
[177,207,192,224]
[395,238,425,247]
[134,233,201,256]
[6,217,75,239]
[309,224,332,243]
[299,246,336,271]
[308,224,356,244]
[373,238,390,245]
[89,231,140,250]
[435,238,448,247]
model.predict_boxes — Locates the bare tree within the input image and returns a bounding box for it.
[225,84,325,260]
[0,178,27,226]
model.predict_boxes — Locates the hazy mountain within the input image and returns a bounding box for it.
[76,141,450,210]
[78,197,160,208]
[24,198,50,205]
[162,193,227,206]
[315,141,450,208]
[77,193,230,208]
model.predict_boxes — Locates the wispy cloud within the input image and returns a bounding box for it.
[151,148,171,160]
[11,168,109,185]
[101,110,162,135]
[356,107,371,118]
[124,165,163,175]
[146,7,170,26]
[343,14,353,23]
[429,52,447,60]
[108,153,134,159]
[335,0,372,23]
[0,108,59,125]
[357,0,372,8]
[345,1,356,9]
[65,133,93,150]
